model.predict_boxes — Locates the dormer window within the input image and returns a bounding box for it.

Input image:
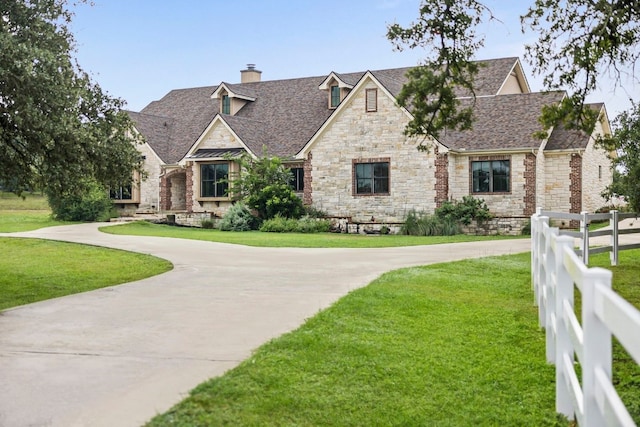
[319,72,354,110]
[330,86,340,108]
[222,95,231,114]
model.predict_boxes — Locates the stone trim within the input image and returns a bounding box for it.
[468,154,512,195]
[185,165,194,213]
[523,153,536,216]
[303,152,313,205]
[434,146,449,207]
[352,157,391,197]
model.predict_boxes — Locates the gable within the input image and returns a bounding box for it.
[184,116,251,162]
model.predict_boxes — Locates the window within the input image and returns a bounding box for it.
[471,160,510,193]
[330,85,340,108]
[366,88,377,112]
[110,185,132,200]
[221,95,230,114]
[290,167,304,192]
[201,163,229,198]
[354,161,389,195]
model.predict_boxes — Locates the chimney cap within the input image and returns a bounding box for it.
[246,63,256,70]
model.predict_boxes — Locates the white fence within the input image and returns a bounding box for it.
[536,208,640,265]
[531,212,640,426]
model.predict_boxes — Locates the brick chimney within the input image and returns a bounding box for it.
[240,64,261,83]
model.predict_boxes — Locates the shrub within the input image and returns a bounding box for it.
[260,215,331,233]
[400,210,460,236]
[304,205,327,218]
[218,203,259,231]
[521,219,531,236]
[201,219,215,229]
[258,183,305,220]
[435,196,492,225]
[47,180,114,221]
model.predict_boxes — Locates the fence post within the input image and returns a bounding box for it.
[610,210,619,266]
[537,217,550,328]
[545,227,559,364]
[581,267,613,427]
[554,235,576,419]
[581,211,590,265]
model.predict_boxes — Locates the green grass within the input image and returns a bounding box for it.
[0,191,70,232]
[0,238,173,310]
[590,250,640,421]
[146,253,567,426]
[102,221,525,248]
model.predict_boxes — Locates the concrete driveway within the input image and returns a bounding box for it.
[0,223,532,427]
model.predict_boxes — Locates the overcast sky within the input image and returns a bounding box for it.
[69,0,638,118]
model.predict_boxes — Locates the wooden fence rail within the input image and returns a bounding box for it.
[536,208,640,265]
[531,212,640,426]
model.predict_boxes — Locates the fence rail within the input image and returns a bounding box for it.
[531,212,640,426]
[537,208,640,265]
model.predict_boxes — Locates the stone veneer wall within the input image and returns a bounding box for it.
[187,121,242,216]
[543,154,572,212]
[303,153,313,206]
[307,79,435,223]
[448,153,530,216]
[185,165,194,212]
[135,143,162,213]
[581,126,613,212]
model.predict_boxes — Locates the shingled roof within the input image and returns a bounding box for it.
[438,91,566,151]
[128,57,531,163]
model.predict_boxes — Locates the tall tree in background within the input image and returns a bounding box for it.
[0,0,142,201]
[601,103,640,211]
[388,0,640,135]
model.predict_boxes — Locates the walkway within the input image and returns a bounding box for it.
[0,223,532,426]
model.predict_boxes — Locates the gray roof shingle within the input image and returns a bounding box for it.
[129,57,556,163]
[438,91,566,151]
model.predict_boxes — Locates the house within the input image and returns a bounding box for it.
[117,58,613,234]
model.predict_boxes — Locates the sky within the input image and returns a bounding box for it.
[68,0,638,119]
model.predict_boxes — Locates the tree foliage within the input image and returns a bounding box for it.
[387,0,493,147]
[522,0,640,132]
[390,0,640,136]
[0,0,143,200]
[227,152,304,220]
[600,102,640,211]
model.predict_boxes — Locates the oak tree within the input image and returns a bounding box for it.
[0,0,142,203]
[388,0,640,135]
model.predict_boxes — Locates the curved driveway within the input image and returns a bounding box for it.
[0,223,531,427]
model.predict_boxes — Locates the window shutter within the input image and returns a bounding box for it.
[366,89,377,112]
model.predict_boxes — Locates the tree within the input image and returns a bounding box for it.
[388,0,640,135]
[227,152,304,220]
[600,102,640,211]
[0,1,142,202]
[387,1,494,148]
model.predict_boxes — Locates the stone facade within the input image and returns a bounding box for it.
[581,124,613,212]
[543,153,572,212]
[304,79,436,223]
[449,153,531,217]
[137,142,162,212]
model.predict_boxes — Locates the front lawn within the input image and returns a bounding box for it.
[147,253,563,426]
[102,221,525,248]
[0,238,173,310]
[147,249,640,426]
